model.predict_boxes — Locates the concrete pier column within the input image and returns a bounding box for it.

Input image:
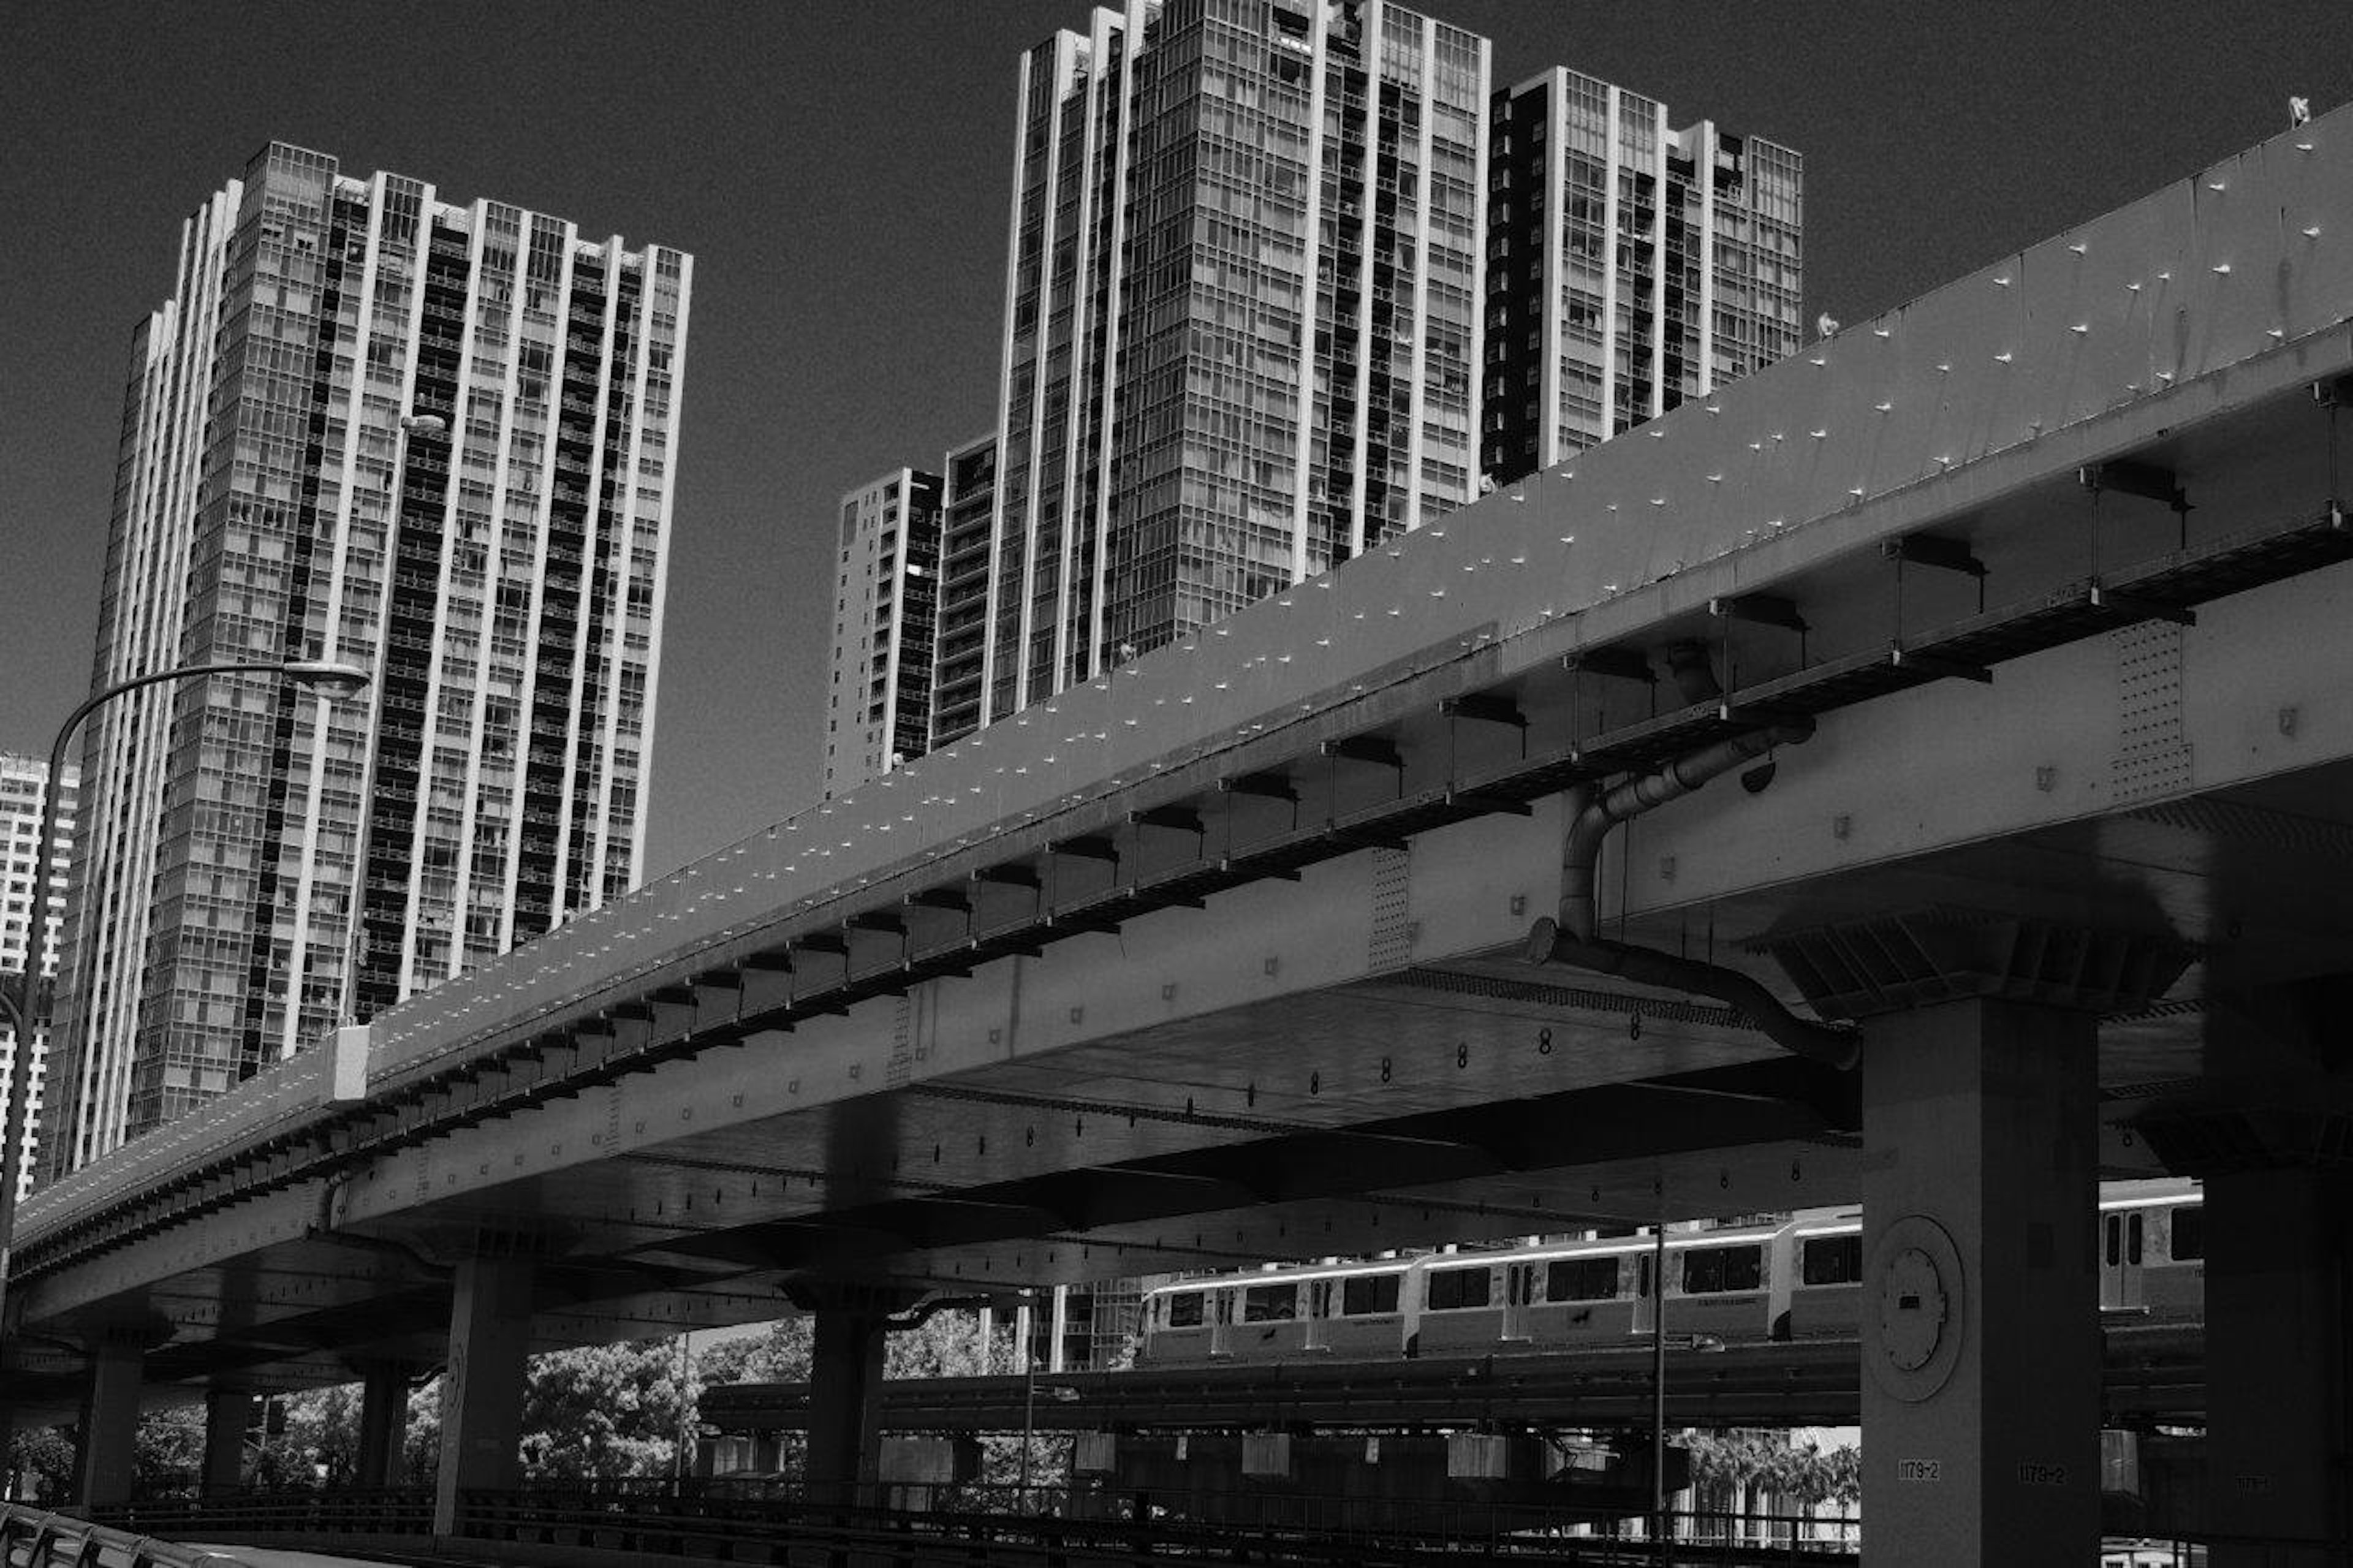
[353,1361,414,1490]
[2200,1167,2352,1559]
[433,1255,535,1535]
[806,1307,889,1506]
[1860,998,2101,1564]
[200,1385,254,1495]
[2132,980,2353,1563]
[73,1328,150,1507]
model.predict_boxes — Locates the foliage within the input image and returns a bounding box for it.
[1683,1426,1860,1507]
[6,1426,74,1503]
[695,1316,813,1387]
[253,1384,362,1489]
[520,1339,692,1480]
[105,1305,1092,1496]
[134,1406,202,1494]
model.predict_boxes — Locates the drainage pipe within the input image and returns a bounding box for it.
[1526,923,1860,1070]
[1556,719,1815,946]
[1528,715,1860,1072]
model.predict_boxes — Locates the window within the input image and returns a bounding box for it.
[1165,1293,1204,1328]
[1801,1234,1863,1286]
[2169,1205,2203,1262]
[1242,1284,1295,1322]
[1546,1256,1621,1301]
[1341,1273,1401,1315]
[1425,1267,1492,1311]
[1681,1245,1764,1294]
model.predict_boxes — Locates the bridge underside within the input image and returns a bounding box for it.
[25,730,2353,1415]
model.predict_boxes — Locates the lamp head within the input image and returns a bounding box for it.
[280,659,373,699]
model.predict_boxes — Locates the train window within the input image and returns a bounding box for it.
[1426,1267,1493,1311]
[2105,1216,2120,1267]
[2127,1212,2143,1265]
[1341,1273,1401,1315]
[1801,1235,1862,1286]
[2169,1205,2203,1261]
[1165,1293,1204,1328]
[1681,1245,1764,1294]
[1547,1256,1621,1301]
[1242,1284,1296,1322]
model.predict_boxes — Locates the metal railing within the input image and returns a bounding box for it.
[86,1488,430,1541]
[68,1480,2353,1566]
[0,1503,251,1568]
[92,1481,1860,1564]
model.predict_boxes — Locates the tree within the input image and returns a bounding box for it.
[695,1317,813,1388]
[6,1426,74,1503]
[133,1406,202,1496]
[519,1339,689,1480]
[252,1384,362,1490]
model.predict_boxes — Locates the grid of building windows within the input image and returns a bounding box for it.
[0,756,78,1200]
[944,0,1492,746]
[932,6,1797,755]
[1482,67,1802,483]
[47,143,692,1172]
[822,469,945,799]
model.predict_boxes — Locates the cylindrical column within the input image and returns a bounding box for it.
[200,1386,253,1496]
[806,1308,888,1507]
[2202,1165,2352,1564]
[1860,996,2101,1564]
[73,1330,149,1507]
[354,1362,413,1490]
[434,1256,535,1535]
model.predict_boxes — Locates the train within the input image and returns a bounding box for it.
[1135,1180,2203,1366]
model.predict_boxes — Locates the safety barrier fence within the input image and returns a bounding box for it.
[88,1481,1862,1564]
[77,1483,2353,1566]
[0,1503,248,1568]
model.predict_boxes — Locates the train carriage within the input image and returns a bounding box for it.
[1135,1182,2201,1367]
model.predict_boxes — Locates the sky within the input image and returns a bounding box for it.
[5,1,2351,877]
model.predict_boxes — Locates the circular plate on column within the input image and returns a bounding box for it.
[1864,1213,1965,1403]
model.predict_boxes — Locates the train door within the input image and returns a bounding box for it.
[1502,1262,1535,1341]
[2102,1209,2148,1310]
[1633,1251,1661,1335]
[1305,1280,1333,1351]
[1208,1287,1237,1357]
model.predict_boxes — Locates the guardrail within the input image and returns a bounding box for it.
[0,1503,251,1568]
[85,1488,431,1542]
[81,1483,2353,1566]
[93,1482,1862,1564]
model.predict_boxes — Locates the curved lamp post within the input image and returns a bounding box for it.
[0,656,371,1346]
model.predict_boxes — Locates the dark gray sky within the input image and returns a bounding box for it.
[5,2,2348,874]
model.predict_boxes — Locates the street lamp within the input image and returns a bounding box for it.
[0,656,372,1344]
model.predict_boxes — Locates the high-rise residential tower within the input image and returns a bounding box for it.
[1482,69,1802,483]
[929,2,1798,753]
[823,468,944,798]
[1,756,78,1198]
[927,434,1002,750]
[47,142,692,1172]
[936,0,1490,744]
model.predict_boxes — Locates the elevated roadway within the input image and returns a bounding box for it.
[12,104,2353,1562]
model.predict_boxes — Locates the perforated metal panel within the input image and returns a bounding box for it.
[2112,622,2191,803]
[1366,849,1415,971]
